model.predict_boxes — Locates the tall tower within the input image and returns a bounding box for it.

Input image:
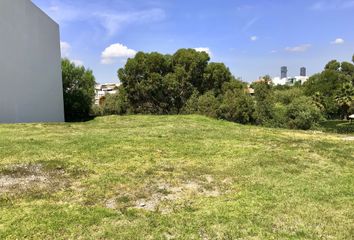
[281,66,288,79]
[300,67,306,77]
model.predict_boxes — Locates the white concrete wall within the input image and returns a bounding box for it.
[0,0,64,123]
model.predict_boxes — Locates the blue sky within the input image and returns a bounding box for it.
[32,0,354,83]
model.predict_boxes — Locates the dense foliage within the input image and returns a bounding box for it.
[92,50,354,130]
[117,49,238,114]
[303,56,354,119]
[62,59,96,121]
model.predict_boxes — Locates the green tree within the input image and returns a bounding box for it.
[172,49,210,94]
[118,49,237,114]
[285,97,323,130]
[103,86,130,115]
[325,60,341,71]
[335,81,354,119]
[273,87,304,105]
[253,81,274,125]
[221,78,246,94]
[62,59,96,121]
[203,63,234,95]
[304,57,354,118]
[163,66,194,113]
[118,52,172,114]
[219,90,254,124]
[181,90,199,114]
[197,91,220,118]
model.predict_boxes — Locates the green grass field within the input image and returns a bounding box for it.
[0,115,353,239]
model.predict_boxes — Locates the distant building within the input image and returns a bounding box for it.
[272,67,309,86]
[292,76,309,85]
[281,66,288,79]
[300,67,306,77]
[95,83,120,105]
[246,85,255,95]
[272,77,287,86]
[252,76,272,84]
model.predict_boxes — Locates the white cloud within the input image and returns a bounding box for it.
[250,36,258,41]
[331,38,345,44]
[60,41,71,57]
[285,44,311,52]
[60,41,83,66]
[101,43,137,64]
[194,47,213,57]
[71,59,84,66]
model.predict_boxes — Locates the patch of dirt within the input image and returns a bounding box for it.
[0,163,70,196]
[105,198,118,209]
[132,176,230,213]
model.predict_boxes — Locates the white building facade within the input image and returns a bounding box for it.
[95,83,120,105]
[272,67,309,86]
[272,76,309,86]
[0,0,64,123]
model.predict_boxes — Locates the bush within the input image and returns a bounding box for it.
[273,87,304,105]
[270,103,287,128]
[181,91,199,114]
[102,87,129,115]
[219,90,254,124]
[197,92,220,118]
[285,97,323,130]
[91,105,104,117]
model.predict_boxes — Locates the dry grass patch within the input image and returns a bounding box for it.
[0,162,86,199]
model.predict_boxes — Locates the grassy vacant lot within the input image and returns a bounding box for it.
[0,115,353,239]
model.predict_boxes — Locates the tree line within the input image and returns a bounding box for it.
[61,49,354,130]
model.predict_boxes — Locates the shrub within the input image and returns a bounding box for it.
[197,91,220,118]
[273,87,304,105]
[270,103,287,128]
[102,87,129,115]
[219,90,254,124]
[181,91,199,114]
[285,97,323,130]
[91,105,104,117]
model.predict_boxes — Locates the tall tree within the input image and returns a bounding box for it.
[335,81,354,119]
[304,57,354,118]
[172,49,210,93]
[62,59,96,121]
[118,52,172,114]
[117,48,239,114]
[253,80,274,124]
[203,63,234,95]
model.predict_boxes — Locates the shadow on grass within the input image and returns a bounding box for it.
[65,115,96,123]
[319,120,354,134]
